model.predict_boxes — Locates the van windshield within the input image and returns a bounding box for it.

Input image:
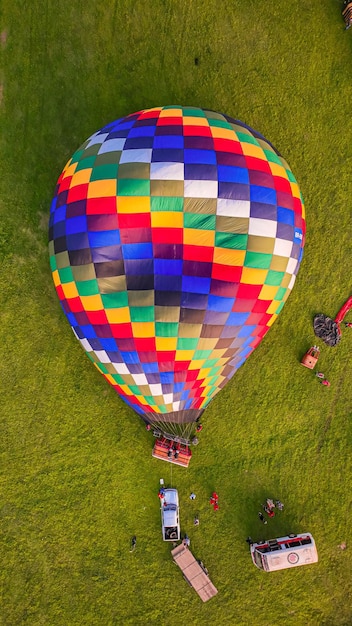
[253,550,264,570]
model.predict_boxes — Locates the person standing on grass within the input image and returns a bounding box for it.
[210,491,219,505]
[264,499,275,518]
[258,512,267,524]
[130,536,137,552]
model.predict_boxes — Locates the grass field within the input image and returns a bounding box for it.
[1,1,352,624]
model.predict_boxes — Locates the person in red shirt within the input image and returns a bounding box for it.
[210,492,219,506]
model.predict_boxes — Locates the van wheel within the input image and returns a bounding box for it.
[289,534,297,538]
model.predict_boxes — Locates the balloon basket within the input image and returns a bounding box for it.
[152,437,192,468]
[300,346,320,369]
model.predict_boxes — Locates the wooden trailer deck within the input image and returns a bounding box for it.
[171,543,218,602]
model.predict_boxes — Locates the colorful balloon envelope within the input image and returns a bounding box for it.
[49,107,305,439]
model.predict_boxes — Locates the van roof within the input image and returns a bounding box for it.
[251,533,318,571]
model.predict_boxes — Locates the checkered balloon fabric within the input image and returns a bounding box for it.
[49,107,305,427]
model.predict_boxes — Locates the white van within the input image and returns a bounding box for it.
[250,533,318,572]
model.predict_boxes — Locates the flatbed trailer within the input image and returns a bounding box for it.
[171,544,218,602]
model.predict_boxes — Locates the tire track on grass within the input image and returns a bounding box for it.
[316,371,346,453]
[38,0,49,134]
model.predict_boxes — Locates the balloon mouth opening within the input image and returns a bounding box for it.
[145,408,204,424]
[141,408,204,444]
[152,428,193,446]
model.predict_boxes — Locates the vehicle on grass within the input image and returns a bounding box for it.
[343,1,352,29]
[161,488,180,541]
[171,543,218,602]
[250,533,318,572]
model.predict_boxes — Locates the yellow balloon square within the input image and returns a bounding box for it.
[52,270,61,288]
[71,168,92,186]
[268,162,287,178]
[62,281,79,299]
[105,307,131,324]
[210,127,236,140]
[151,212,183,228]
[87,179,117,198]
[159,107,182,117]
[290,181,301,198]
[184,228,215,247]
[175,350,195,361]
[267,314,278,327]
[241,267,268,285]
[80,294,103,311]
[266,300,281,315]
[155,337,177,351]
[241,143,265,159]
[213,248,246,267]
[188,359,205,370]
[258,285,279,301]
[183,116,208,126]
[117,196,150,213]
[63,162,78,179]
[132,322,155,338]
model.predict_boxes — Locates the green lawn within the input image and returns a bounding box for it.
[1,1,352,624]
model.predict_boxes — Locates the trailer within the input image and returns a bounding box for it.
[171,543,218,602]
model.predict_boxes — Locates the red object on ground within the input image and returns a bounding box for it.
[322,379,331,387]
[212,492,219,500]
[335,295,352,335]
[213,503,219,511]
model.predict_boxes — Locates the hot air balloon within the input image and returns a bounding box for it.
[49,107,305,464]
